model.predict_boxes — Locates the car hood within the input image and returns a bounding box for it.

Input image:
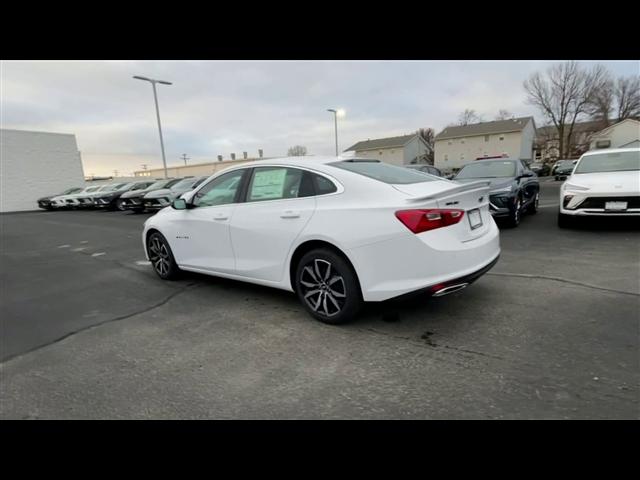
[454,177,514,190]
[567,170,640,194]
[144,188,173,199]
[121,188,154,199]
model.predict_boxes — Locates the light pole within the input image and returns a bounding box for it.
[327,108,345,156]
[133,75,172,179]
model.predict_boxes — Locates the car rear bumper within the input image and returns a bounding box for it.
[347,217,501,302]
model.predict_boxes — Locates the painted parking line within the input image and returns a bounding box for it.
[135,260,151,266]
[57,245,71,249]
[80,240,89,244]
[71,247,87,252]
[91,252,106,257]
[539,204,560,209]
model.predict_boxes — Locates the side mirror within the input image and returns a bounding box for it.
[172,198,187,210]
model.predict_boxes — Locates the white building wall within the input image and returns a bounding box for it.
[519,121,536,161]
[589,120,640,150]
[435,131,523,171]
[1,129,85,212]
[403,137,429,164]
[355,147,405,166]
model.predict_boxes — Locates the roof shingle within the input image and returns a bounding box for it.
[345,134,418,152]
[435,117,533,141]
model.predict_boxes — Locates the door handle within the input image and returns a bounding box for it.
[280,210,300,219]
[213,213,229,221]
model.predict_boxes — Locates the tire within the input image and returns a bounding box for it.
[529,192,539,215]
[557,211,573,229]
[117,200,126,211]
[147,231,180,280]
[506,197,522,227]
[554,176,559,181]
[295,248,363,325]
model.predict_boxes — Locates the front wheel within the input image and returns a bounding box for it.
[147,232,180,280]
[557,212,574,229]
[506,198,522,227]
[295,248,363,325]
[529,192,539,214]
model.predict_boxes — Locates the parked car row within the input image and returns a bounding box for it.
[37,176,210,213]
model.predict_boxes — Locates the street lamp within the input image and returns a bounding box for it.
[133,75,172,179]
[327,108,345,156]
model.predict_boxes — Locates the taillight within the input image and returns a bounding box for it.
[395,209,465,234]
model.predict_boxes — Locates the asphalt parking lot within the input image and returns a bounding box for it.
[1,179,638,419]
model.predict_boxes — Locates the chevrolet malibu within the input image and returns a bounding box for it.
[142,157,501,324]
[558,148,640,228]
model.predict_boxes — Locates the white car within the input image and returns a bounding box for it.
[50,185,105,208]
[142,157,501,324]
[558,148,640,227]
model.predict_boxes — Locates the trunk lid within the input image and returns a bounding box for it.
[393,180,492,241]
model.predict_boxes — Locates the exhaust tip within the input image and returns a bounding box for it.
[432,283,469,297]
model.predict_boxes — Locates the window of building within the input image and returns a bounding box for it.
[461,140,465,144]
[484,135,490,142]
[499,135,504,141]
[448,141,452,145]
[460,154,465,160]
[379,151,383,155]
[444,154,448,161]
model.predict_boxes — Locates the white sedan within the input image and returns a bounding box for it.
[50,185,105,208]
[558,148,640,227]
[142,157,501,324]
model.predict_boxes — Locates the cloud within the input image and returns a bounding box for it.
[2,60,638,176]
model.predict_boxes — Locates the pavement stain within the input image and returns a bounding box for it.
[420,331,438,347]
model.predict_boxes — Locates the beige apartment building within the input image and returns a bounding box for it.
[589,118,640,150]
[344,134,432,166]
[434,117,536,172]
[133,158,260,178]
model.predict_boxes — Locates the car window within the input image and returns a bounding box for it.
[247,167,304,202]
[331,160,436,184]
[574,151,640,174]
[192,170,245,207]
[313,173,338,195]
[456,160,516,179]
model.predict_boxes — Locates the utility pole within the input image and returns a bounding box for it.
[133,75,173,179]
[113,170,119,178]
[180,154,190,166]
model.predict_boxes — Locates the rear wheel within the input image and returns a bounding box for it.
[147,232,180,280]
[295,248,362,325]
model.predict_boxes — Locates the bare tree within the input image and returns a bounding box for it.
[417,127,435,163]
[524,61,608,159]
[586,74,614,128]
[457,109,483,126]
[287,145,307,156]
[615,76,640,120]
[495,109,514,120]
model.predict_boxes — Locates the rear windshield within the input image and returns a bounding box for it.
[330,160,436,184]
[574,151,640,174]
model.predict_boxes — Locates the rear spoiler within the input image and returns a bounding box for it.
[404,180,491,203]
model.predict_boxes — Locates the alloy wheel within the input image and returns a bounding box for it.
[148,235,171,277]
[299,259,347,318]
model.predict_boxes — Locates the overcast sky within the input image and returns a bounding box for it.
[2,60,638,176]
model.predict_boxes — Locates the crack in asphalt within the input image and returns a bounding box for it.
[0,282,198,364]
[487,272,640,297]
